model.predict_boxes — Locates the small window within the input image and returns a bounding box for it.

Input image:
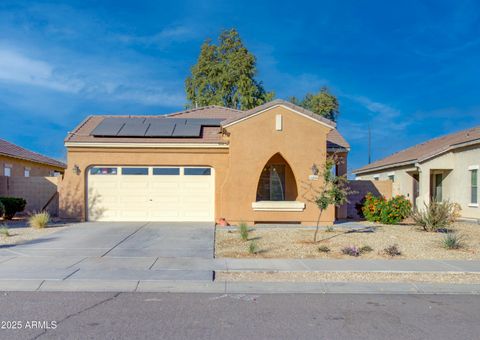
[122,167,148,175]
[388,175,394,182]
[471,169,478,205]
[153,168,180,175]
[24,168,30,177]
[90,167,118,175]
[373,175,379,181]
[4,166,11,177]
[184,168,211,176]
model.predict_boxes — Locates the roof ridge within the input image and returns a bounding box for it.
[354,125,480,174]
[0,138,66,168]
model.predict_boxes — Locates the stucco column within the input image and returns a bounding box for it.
[336,152,348,219]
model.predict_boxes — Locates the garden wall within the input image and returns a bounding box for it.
[347,180,392,219]
[0,176,60,215]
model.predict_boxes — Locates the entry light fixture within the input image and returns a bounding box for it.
[72,164,81,175]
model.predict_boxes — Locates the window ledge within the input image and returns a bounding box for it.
[468,204,479,208]
[252,201,306,212]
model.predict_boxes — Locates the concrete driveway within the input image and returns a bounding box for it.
[7,222,215,258]
[0,222,216,283]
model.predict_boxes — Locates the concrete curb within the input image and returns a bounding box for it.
[1,279,479,295]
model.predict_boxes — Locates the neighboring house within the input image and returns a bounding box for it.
[60,99,350,225]
[353,126,480,220]
[0,138,66,177]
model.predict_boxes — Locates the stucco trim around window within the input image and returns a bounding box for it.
[252,201,306,212]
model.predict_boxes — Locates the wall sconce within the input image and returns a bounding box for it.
[309,163,319,181]
[72,164,81,175]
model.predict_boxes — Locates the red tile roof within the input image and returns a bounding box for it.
[0,138,66,169]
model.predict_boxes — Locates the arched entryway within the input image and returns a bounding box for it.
[256,153,298,201]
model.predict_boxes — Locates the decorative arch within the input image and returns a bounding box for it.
[255,153,298,201]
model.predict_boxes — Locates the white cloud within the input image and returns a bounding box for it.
[0,47,184,107]
[116,25,197,48]
[0,49,84,92]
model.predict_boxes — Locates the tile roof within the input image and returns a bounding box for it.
[354,126,480,174]
[0,138,66,169]
[221,99,336,128]
[65,101,348,150]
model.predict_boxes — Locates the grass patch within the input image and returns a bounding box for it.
[318,245,331,253]
[0,225,9,237]
[384,244,401,257]
[28,212,50,229]
[442,233,464,250]
[248,240,259,254]
[239,222,249,241]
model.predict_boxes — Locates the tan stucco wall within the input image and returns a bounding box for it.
[0,155,64,177]
[356,145,480,219]
[356,165,416,202]
[60,106,339,225]
[221,106,334,225]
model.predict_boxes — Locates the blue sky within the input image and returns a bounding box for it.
[0,0,479,174]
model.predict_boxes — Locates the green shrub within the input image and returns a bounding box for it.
[318,245,331,253]
[359,245,373,253]
[28,212,50,229]
[361,193,411,224]
[384,244,401,257]
[0,197,27,220]
[0,226,9,237]
[248,240,258,254]
[325,225,335,233]
[412,201,458,232]
[442,233,464,250]
[239,222,249,241]
[0,201,4,218]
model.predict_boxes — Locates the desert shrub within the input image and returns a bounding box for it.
[384,244,401,257]
[361,193,411,224]
[412,201,458,232]
[325,225,335,232]
[359,245,373,253]
[442,233,464,250]
[0,226,9,237]
[28,212,50,229]
[318,245,331,253]
[341,245,360,257]
[248,240,258,254]
[0,201,4,218]
[239,222,249,241]
[0,197,27,220]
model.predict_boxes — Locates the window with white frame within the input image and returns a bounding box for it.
[470,166,478,205]
[388,172,395,182]
[24,167,30,177]
[4,165,11,177]
[373,174,380,181]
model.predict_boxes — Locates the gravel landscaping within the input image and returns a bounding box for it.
[0,219,67,246]
[215,222,480,260]
[216,271,480,284]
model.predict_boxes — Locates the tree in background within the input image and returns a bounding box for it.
[290,87,339,122]
[185,29,274,110]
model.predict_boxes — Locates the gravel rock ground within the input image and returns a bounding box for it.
[216,271,480,284]
[215,221,480,260]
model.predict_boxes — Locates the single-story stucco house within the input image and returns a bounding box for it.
[353,126,480,220]
[0,138,66,177]
[60,99,349,225]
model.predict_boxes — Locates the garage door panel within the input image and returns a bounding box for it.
[87,166,214,222]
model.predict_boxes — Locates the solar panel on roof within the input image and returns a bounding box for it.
[145,120,176,137]
[117,119,149,136]
[172,123,202,137]
[91,118,127,136]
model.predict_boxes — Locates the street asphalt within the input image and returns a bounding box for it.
[0,292,479,339]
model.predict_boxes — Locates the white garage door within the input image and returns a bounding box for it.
[87,166,215,222]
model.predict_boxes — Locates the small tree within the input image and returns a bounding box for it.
[289,87,339,122]
[304,155,352,242]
